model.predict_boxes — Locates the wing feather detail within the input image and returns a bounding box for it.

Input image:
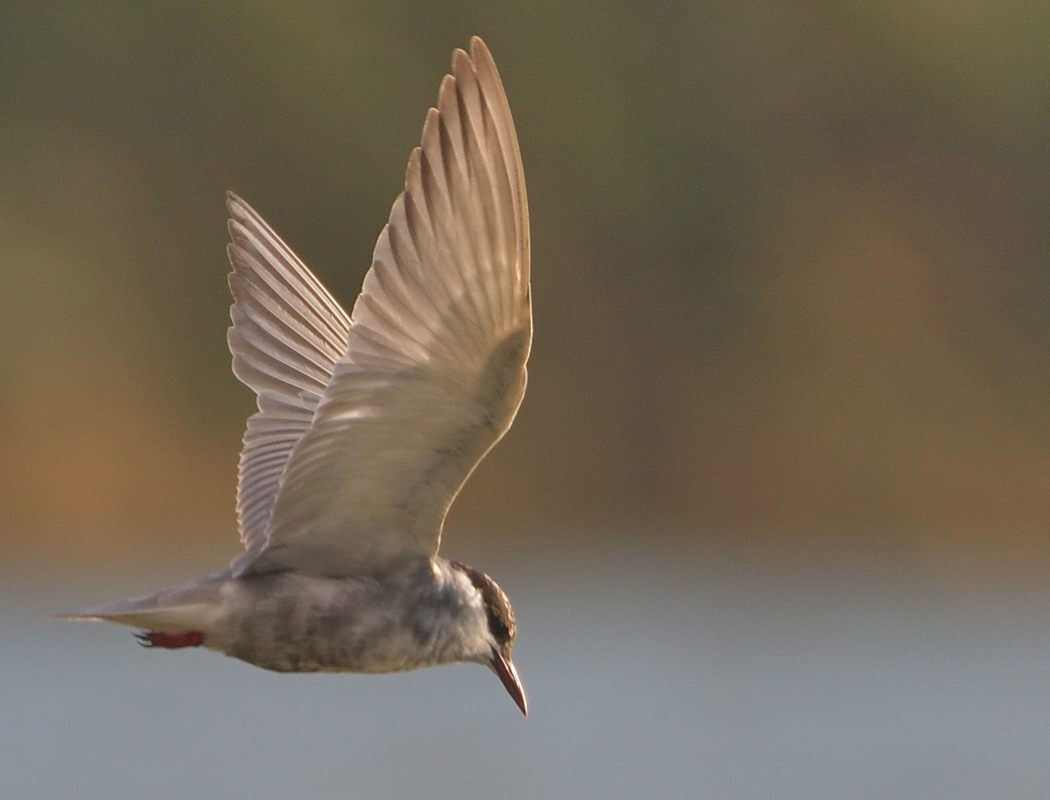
[240,37,530,577]
[225,193,351,560]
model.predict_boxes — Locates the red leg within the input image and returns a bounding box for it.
[135,630,205,649]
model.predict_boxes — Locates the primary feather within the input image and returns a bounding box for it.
[227,37,530,578]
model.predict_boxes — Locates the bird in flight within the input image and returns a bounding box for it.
[61,36,531,716]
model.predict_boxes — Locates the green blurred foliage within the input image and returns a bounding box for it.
[2,3,1049,575]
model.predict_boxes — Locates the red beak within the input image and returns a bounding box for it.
[490,652,528,716]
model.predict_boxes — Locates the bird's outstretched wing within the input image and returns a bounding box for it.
[229,37,530,578]
[226,192,351,563]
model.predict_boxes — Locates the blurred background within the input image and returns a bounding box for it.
[4,3,1050,798]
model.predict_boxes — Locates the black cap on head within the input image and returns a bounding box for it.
[450,561,516,654]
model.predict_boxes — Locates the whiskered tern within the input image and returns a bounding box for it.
[60,37,530,716]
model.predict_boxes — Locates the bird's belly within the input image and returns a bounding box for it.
[223,621,442,674]
[208,572,463,674]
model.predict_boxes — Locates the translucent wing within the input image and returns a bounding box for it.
[238,37,530,577]
[225,192,351,564]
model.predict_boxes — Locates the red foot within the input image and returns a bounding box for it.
[135,630,205,649]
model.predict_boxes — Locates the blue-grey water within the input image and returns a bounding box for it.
[5,548,1050,799]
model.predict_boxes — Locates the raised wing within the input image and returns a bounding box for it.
[237,37,531,578]
[225,193,352,566]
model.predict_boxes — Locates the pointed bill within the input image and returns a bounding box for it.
[491,652,528,716]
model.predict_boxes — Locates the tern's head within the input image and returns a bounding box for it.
[451,561,527,716]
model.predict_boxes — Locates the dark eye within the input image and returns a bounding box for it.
[485,598,514,649]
